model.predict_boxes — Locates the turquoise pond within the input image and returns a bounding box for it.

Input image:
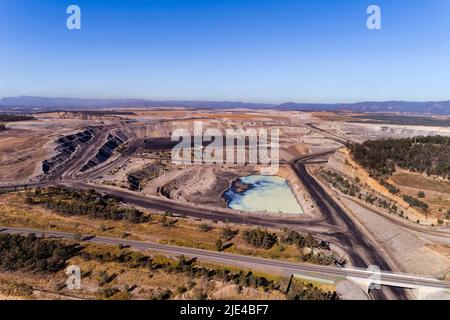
[223,175,303,214]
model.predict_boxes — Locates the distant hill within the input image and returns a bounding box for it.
[0,96,274,112]
[278,101,450,114]
[0,96,151,108]
[0,96,449,114]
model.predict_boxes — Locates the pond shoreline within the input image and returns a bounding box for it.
[222,175,304,215]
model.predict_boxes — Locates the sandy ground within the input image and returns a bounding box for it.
[341,197,450,278]
[0,120,97,183]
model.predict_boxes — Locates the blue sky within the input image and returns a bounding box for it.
[1,0,449,103]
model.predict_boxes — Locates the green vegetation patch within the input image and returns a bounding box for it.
[0,114,35,122]
[0,234,81,273]
[25,187,148,223]
[82,248,281,294]
[287,279,340,300]
[350,136,450,179]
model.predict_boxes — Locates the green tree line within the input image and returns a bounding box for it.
[26,187,148,223]
[350,136,450,179]
[0,234,80,273]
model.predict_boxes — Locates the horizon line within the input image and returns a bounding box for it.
[1,95,450,105]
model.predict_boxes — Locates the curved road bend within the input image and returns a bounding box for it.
[292,162,408,299]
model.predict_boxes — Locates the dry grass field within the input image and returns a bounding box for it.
[392,171,450,194]
[0,242,287,300]
[391,171,450,216]
[0,192,325,263]
[0,131,49,181]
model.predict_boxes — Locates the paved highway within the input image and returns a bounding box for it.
[1,226,448,292]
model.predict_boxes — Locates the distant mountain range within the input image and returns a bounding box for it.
[0,96,449,114]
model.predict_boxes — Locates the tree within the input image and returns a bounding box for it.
[199,223,212,232]
[220,227,238,241]
[164,210,173,217]
[216,239,223,252]
[242,229,277,249]
[418,191,425,198]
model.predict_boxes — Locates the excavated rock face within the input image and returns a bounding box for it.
[80,130,128,172]
[159,166,239,207]
[127,162,166,190]
[42,128,98,174]
[142,137,180,151]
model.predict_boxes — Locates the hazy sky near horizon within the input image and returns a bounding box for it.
[1,0,449,103]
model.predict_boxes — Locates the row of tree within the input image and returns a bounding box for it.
[403,195,429,211]
[82,248,280,293]
[26,187,148,223]
[0,114,35,122]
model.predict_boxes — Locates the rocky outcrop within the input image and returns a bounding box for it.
[80,130,128,172]
[42,128,98,174]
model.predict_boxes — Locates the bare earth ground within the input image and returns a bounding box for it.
[0,119,100,183]
[391,171,450,215]
[340,197,450,278]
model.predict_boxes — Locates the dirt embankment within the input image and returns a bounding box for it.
[327,148,427,222]
[276,165,315,216]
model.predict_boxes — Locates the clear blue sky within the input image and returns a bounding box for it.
[1,0,449,103]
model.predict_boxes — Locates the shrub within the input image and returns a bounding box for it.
[220,227,238,241]
[199,223,213,232]
[242,229,277,249]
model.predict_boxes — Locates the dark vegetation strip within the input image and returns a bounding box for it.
[0,233,339,300]
[25,186,148,223]
[0,114,35,122]
[83,246,340,300]
[349,114,450,127]
[350,136,450,179]
[0,233,81,273]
